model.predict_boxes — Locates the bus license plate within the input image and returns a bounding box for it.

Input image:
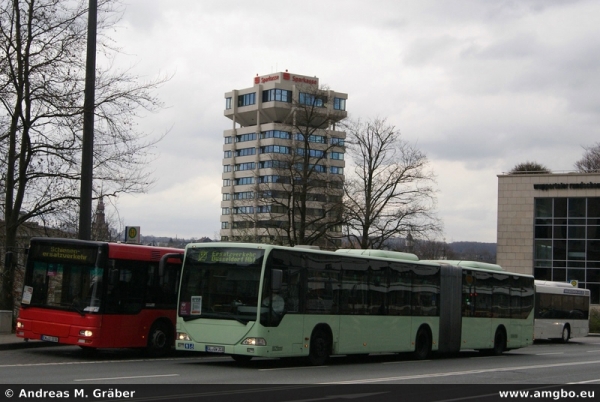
[205,345,224,353]
[41,335,58,343]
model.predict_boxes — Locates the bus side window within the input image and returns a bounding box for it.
[285,269,301,313]
[145,264,158,305]
[105,262,146,314]
[124,266,146,313]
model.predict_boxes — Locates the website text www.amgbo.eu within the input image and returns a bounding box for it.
[499,389,595,400]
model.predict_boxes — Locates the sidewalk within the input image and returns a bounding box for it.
[0,332,48,351]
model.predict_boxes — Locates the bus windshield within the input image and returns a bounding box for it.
[178,247,265,323]
[21,243,104,314]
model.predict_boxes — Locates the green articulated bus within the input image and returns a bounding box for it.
[174,243,534,365]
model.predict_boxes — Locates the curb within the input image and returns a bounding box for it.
[0,341,53,351]
[0,334,57,351]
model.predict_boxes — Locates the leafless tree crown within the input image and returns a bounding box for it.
[575,142,600,173]
[0,0,170,311]
[343,118,441,250]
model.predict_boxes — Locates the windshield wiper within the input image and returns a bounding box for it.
[69,302,85,317]
[183,312,247,325]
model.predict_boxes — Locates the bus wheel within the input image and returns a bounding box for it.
[231,354,253,363]
[560,325,570,343]
[347,353,369,362]
[147,322,172,357]
[308,329,331,366]
[413,326,432,360]
[79,346,97,356]
[493,328,506,355]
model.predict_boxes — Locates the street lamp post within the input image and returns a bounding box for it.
[78,0,97,240]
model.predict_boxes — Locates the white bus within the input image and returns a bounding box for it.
[534,280,590,342]
[174,243,534,364]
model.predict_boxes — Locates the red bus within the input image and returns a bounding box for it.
[16,237,183,355]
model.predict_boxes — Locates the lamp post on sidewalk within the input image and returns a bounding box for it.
[78,0,97,240]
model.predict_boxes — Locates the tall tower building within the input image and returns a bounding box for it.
[220,72,348,248]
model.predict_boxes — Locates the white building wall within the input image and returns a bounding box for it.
[497,172,600,277]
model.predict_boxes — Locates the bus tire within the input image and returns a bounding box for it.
[146,321,173,357]
[231,354,253,363]
[413,326,432,360]
[492,327,507,355]
[79,346,97,356]
[560,325,570,343]
[308,328,331,366]
[347,353,369,362]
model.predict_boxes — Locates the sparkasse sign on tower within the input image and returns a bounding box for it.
[253,72,319,86]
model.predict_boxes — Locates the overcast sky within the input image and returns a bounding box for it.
[106,0,600,243]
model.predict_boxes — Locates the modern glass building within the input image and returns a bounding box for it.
[220,72,348,247]
[497,173,600,303]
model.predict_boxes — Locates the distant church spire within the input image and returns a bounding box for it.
[91,196,111,241]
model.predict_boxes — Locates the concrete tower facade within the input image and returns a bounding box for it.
[220,72,348,248]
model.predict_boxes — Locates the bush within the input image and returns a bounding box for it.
[589,308,600,333]
[509,161,551,174]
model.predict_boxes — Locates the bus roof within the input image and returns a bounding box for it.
[334,248,420,261]
[535,280,586,288]
[421,260,505,272]
[535,280,590,296]
[185,243,426,264]
[182,243,535,277]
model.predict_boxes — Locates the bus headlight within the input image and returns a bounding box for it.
[177,332,191,341]
[16,321,24,329]
[79,330,93,337]
[241,338,266,346]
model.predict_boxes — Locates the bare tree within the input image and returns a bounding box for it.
[250,84,346,248]
[575,142,600,173]
[343,118,441,250]
[409,238,448,260]
[0,0,169,311]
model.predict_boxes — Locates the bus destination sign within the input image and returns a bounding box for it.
[192,249,263,264]
[31,245,97,264]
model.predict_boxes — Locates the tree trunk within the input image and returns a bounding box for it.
[1,220,18,312]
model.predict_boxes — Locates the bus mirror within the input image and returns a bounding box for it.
[272,269,283,292]
[159,253,184,277]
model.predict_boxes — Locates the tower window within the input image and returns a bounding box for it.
[334,97,346,111]
[238,93,256,107]
[263,89,292,103]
